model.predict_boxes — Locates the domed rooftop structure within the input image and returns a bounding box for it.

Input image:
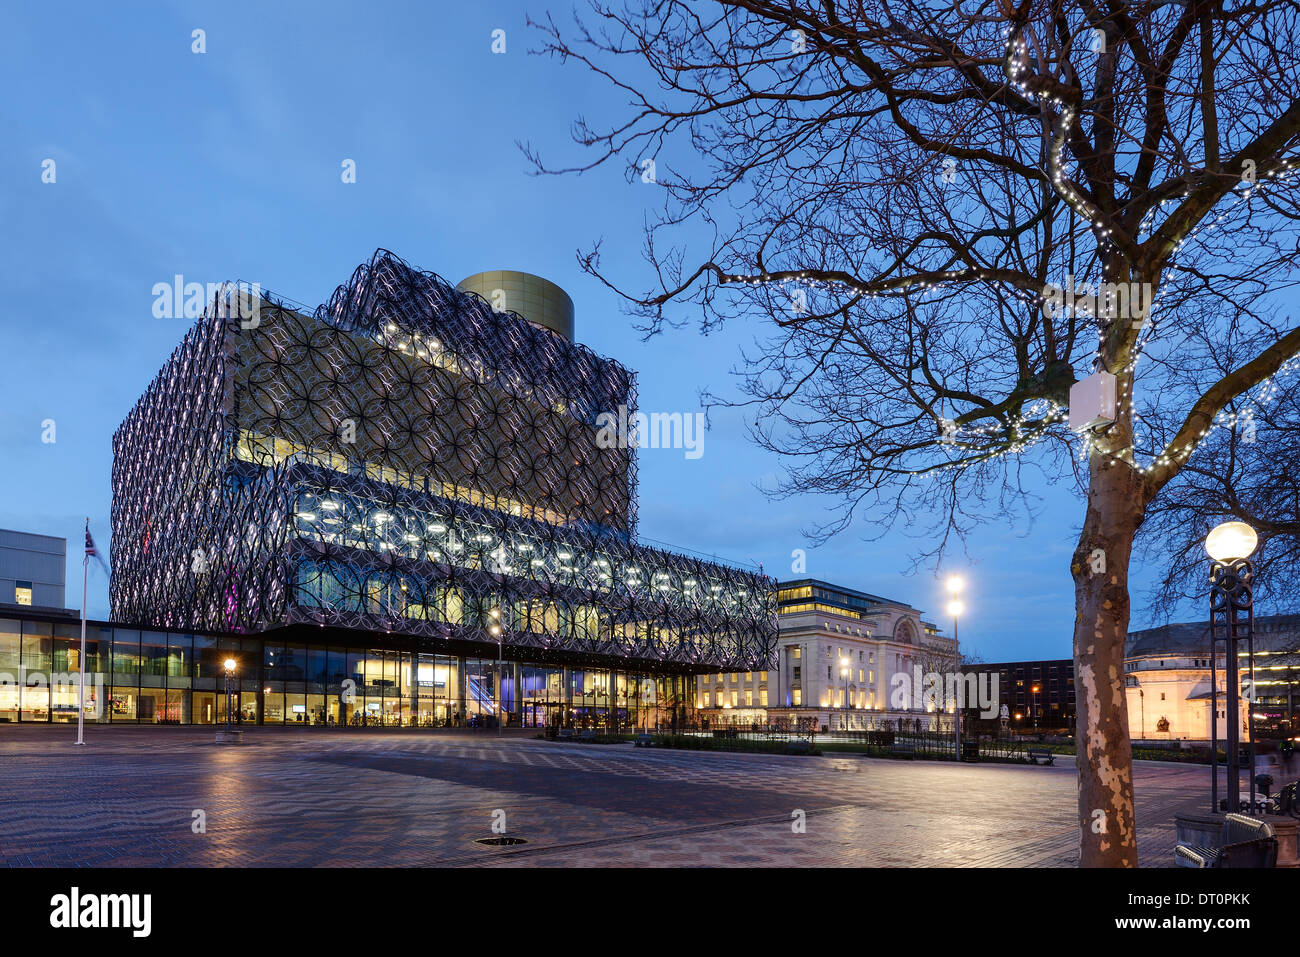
[1127,613,1300,658]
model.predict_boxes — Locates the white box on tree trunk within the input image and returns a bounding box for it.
[1068,370,1117,432]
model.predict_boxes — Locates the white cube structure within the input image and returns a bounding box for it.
[1068,370,1117,432]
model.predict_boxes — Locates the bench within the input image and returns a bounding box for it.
[1026,748,1055,765]
[1225,811,1274,845]
[1176,839,1277,868]
[889,743,915,759]
[557,728,574,740]
[1176,813,1277,868]
[785,738,813,755]
[635,734,653,748]
[578,729,597,742]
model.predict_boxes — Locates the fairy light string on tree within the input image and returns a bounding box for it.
[710,21,1299,480]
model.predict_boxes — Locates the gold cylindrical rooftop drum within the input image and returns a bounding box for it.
[456,270,575,341]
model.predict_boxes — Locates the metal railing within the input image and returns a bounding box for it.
[636,727,1062,761]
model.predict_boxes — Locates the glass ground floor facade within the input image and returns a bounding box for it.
[0,613,701,729]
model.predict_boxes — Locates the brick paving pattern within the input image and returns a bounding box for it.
[0,727,1210,867]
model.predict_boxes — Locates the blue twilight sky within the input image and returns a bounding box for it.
[0,0,1169,661]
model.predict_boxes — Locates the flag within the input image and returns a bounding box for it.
[84,519,108,575]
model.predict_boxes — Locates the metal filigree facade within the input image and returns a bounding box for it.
[111,250,777,671]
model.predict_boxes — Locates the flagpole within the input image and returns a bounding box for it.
[77,519,88,746]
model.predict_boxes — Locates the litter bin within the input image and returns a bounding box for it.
[961,741,979,762]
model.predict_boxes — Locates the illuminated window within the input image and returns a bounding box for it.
[730,690,738,707]
[702,692,710,707]
[792,689,802,706]
[14,581,33,606]
[745,689,753,706]
[760,689,768,707]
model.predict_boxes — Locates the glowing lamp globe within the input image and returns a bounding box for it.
[1205,521,1258,563]
[947,599,965,618]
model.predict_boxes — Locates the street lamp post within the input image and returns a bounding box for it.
[223,658,236,730]
[1134,680,1145,738]
[1206,520,1259,814]
[946,576,965,761]
[490,608,503,738]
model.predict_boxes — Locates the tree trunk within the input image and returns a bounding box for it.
[1072,446,1145,867]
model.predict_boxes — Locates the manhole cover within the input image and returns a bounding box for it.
[475,836,528,846]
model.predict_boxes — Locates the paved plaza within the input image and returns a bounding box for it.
[0,727,1211,867]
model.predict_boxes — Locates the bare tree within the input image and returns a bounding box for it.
[528,0,1300,866]
[1141,385,1300,620]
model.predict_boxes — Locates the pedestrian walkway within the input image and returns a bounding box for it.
[0,728,1210,866]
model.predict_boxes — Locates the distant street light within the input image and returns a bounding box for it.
[1206,520,1259,813]
[945,575,965,760]
[223,658,237,729]
[1128,676,1145,738]
[490,607,504,738]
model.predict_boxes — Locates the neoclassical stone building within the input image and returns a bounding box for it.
[697,579,959,731]
[1125,614,1300,742]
